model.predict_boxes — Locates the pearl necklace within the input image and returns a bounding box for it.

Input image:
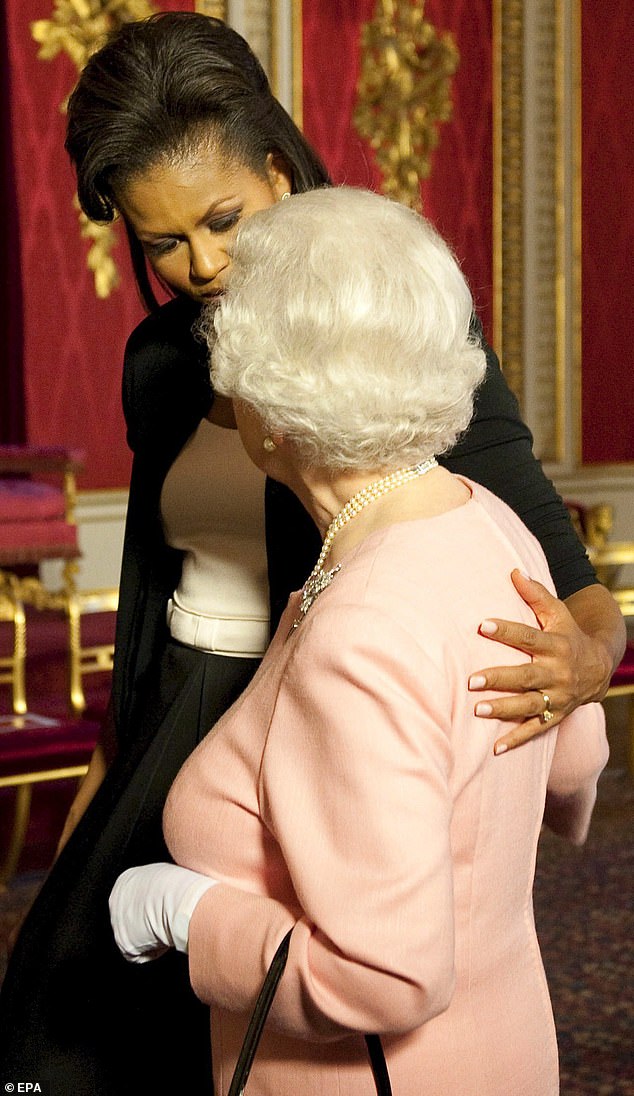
[290,457,438,632]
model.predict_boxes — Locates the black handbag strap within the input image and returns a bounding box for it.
[228,928,393,1096]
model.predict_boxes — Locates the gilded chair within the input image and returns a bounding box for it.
[602,576,634,778]
[0,444,87,713]
[565,498,634,775]
[0,713,98,888]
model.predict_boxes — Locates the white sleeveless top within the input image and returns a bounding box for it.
[160,418,269,658]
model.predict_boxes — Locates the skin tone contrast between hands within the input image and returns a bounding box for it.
[117,149,626,755]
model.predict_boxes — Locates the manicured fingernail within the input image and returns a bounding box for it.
[494,742,508,755]
[469,674,487,690]
[479,620,498,636]
[475,702,493,716]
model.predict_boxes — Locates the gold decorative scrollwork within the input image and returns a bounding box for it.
[492,0,524,402]
[74,196,121,300]
[194,1,227,18]
[353,0,459,210]
[31,0,157,71]
[32,0,158,298]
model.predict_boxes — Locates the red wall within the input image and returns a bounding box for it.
[302,0,494,338]
[580,1,634,464]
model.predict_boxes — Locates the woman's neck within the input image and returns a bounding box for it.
[292,464,470,568]
[206,394,237,428]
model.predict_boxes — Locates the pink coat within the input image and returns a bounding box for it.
[164,479,608,1095]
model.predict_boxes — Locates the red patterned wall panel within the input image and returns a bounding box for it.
[581,1,634,465]
[6,0,194,489]
[302,0,494,340]
[422,0,493,336]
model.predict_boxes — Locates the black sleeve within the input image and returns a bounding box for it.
[440,327,596,601]
[122,296,212,457]
[112,298,212,741]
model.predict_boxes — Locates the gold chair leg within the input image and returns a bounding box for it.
[12,592,27,715]
[0,573,27,714]
[628,697,634,779]
[64,560,85,715]
[0,783,33,890]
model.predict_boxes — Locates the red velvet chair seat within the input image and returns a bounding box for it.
[0,476,79,565]
[0,520,79,565]
[0,444,86,716]
[0,480,66,521]
[0,717,99,779]
[0,444,85,470]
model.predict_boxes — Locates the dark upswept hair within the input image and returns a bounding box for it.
[65,11,331,311]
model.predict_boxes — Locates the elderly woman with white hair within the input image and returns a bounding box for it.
[110,187,608,1096]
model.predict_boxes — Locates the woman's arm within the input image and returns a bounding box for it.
[445,330,625,747]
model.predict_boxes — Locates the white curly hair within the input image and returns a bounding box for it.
[205,185,486,471]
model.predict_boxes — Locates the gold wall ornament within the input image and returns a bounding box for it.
[353,0,459,210]
[31,0,158,299]
[32,0,158,73]
[194,1,227,18]
[75,198,120,299]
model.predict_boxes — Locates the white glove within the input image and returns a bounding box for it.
[109,862,217,964]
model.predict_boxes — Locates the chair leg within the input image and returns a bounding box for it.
[61,559,86,715]
[0,573,27,714]
[67,594,86,715]
[12,593,27,715]
[628,697,634,779]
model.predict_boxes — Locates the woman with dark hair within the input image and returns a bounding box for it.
[0,12,623,1093]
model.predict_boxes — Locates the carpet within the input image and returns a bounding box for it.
[534,766,634,1095]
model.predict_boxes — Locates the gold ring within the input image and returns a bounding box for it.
[540,693,554,724]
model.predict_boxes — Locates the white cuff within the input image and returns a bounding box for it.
[172,876,218,953]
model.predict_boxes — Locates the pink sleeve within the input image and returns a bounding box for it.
[187,605,456,1040]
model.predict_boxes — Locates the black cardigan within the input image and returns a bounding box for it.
[112,296,595,747]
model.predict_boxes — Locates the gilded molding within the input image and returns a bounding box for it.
[492,0,524,402]
[494,1,584,465]
[292,0,303,128]
[32,0,158,299]
[353,0,459,210]
[194,1,227,19]
[243,0,273,87]
[554,0,567,463]
[270,0,302,124]
[570,0,583,466]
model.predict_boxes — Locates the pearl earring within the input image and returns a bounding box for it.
[280,192,291,201]
[263,437,277,452]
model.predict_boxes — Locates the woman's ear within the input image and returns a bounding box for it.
[266,153,292,199]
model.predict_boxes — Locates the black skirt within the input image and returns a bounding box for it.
[0,639,260,1096]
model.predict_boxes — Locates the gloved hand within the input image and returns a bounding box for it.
[109,862,217,964]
